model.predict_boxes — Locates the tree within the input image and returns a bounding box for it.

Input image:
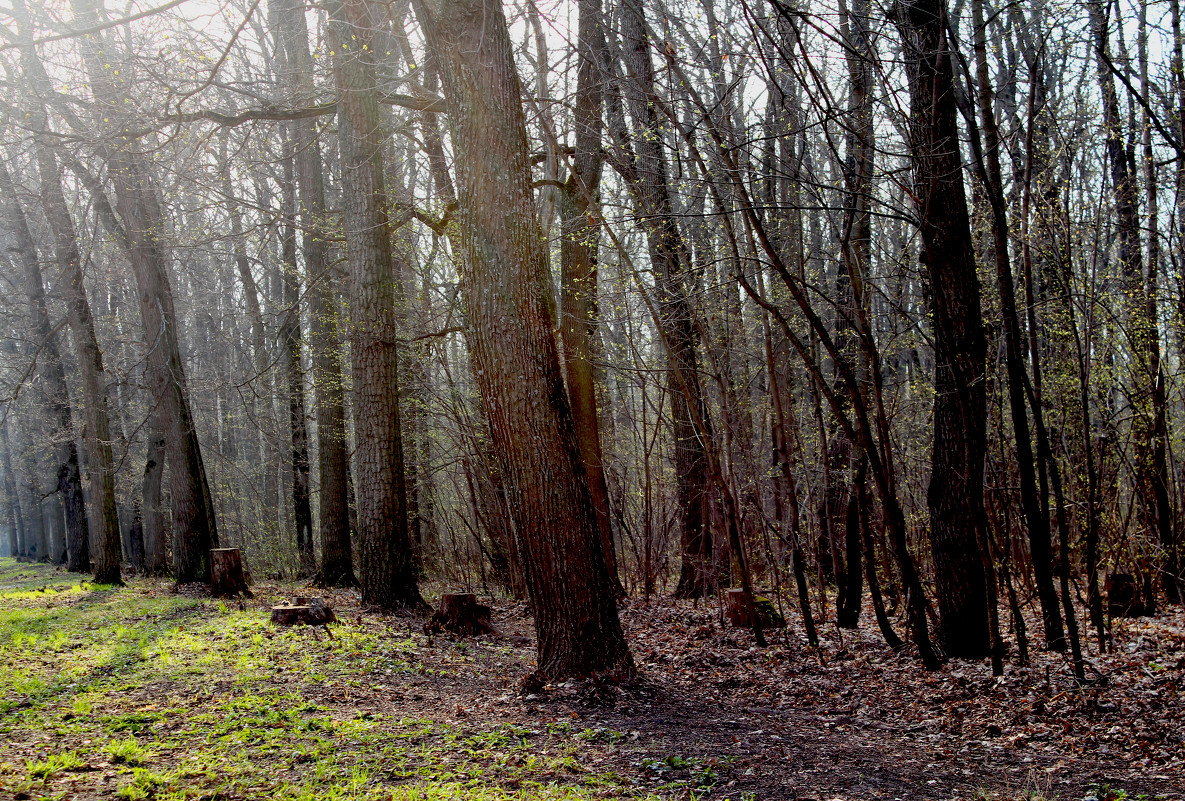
[329,0,421,609]
[414,0,634,679]
[274,0,356,588]
[892,0,991,658]
[0,159,90,574]
[71,0,219,583]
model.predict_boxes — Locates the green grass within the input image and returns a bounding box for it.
[0,559,661,800]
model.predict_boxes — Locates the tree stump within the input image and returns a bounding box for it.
[726,589,786,629]
[210,548,252,598]
[426,593,497,636]
[1107,573,1151,618]
[271,597,336,626]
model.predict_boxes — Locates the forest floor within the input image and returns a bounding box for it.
[0,559,1181,801]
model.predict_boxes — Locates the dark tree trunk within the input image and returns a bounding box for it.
[892,0,991,659]
[414,0,634,680]
[0,160,91,575]
[616,0,714,600]
[275,0,355,588]
[330,0,421,609]
[968,0,1063,651]
[141,422,168,575]
[278,145,316,578]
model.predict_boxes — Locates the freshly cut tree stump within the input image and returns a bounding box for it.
[426,593,497,636]
[210,548,252,598]
[726,589,786,629]
[1107,574,1152,618]
[271,597,336,626]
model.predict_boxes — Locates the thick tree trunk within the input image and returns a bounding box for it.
[14,18,122,584]
[330,0,421,609]
[414,0,634,680]
[0,160,91,575]
[72,0,218,583]
[275,0,355,587]
[141,423,168,575]
[893,0,991,659]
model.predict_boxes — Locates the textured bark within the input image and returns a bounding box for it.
[330,0,421,609]
[893,0,991,659]
[72,0,218,583]
[616,0,714,600]
[141,422,168,575]
[559,0,622,597]
[970,0,1062,648]
[275,0,355,587]
[0,160,91,575]
[278,146,316,578]
[15,15,122,584]
[414,0,634,680]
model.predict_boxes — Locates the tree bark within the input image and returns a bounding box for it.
[330,0,421,609]
[892,0,991,659]
[414,0,634,680]
[616,0,715,600]
[969,0,1063,649]
[275,0,355,587]
[14,11,122,584]
[559,0,623,598]
[278,143,316,578]
[0,159,91,575]
[71,0,218,583]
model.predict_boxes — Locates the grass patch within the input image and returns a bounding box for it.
[0,559,659,800]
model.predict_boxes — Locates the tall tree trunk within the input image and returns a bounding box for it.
[330,0,421,609]
[414,0,634,680]
[559,0,623,597]
[279,143,316,578]
[616,0,715,600]
[14,12,122,584]
[893,0,991,659]
[970,0,1063,648]
[72,0,218,582]
[0,160,91,575]
[276,0,355,587]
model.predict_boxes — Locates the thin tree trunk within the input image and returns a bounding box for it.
[970,0,1062,649]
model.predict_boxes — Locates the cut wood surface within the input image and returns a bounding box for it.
[271,596,336,625]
